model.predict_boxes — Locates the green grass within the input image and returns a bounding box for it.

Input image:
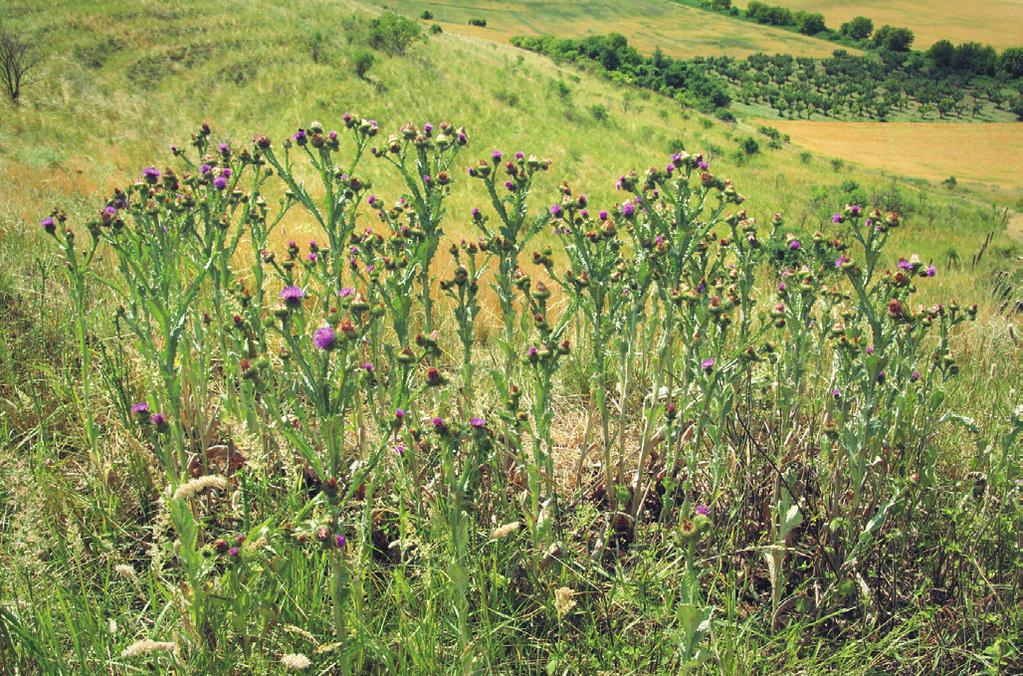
[0,1,1021,673]
[365,0,854,59]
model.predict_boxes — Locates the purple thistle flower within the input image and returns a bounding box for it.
[697,160,709,170]
[491,150,503,161]
[142,166,160,183]
[471,207,481,219]
[549,204,563,218]
[131,402,150,418]
[527,346,538,357]
[213,176,227,190]
[831,213,843,224]
[665,163,674,174]
[199,163,212,175]
[150,412,168,431]
[835,255,850,268]
[40,216,56,234]
[866,345,874,355]
[789,239,801,250]
[911,370,921,381]
[431,416,446,432]
[335,534,346,549]
[362,362,374,373]
[515,151,524,159]
[293,129,307,144]
[367,194,377,206]
[423,123,434,134]
[280,286,304,308]
[395,408,405,420]
[339,287,354,299]
[221,168,232,178]
[849,205,862,216]
[831,387,842,398]
[778,282,787,291]
[218,143,229,154]
[394,443,406,456]
[504,180,515,191]
[897,258,912,271]
[307,252,317,263]
[620,202,635,218]
[228,546,240,557]
[701,358,715,371]
[695,504,710,517]
[598,210,609,220]
[469,417,485,429]
[313,326,337,351]
[925,265,936,277]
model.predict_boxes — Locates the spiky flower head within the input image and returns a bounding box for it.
[280,286,305,309]
[313,326,337,351]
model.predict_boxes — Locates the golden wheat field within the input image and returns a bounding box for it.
[738,0,1023,49]
[766,120,1023,191]
[369,0,849,58]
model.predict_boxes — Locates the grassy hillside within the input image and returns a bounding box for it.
[1,1,1021,673]
[735,0,1023,49]
[1,1,1014,276]
[367,0,852,58]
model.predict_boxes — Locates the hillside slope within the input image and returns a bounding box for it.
[0,0,1014,274]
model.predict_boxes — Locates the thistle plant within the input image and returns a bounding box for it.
[439,237,491,390]
[371,121,468,335]
[261,117,377,296]
[515,268,574,542]
[616,154,743,524]
[467,149,552,381]
[546,186,630,504]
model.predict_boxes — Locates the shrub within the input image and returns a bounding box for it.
[550,79,571,101]
[840,16,873,41]
[589,103,609,121]
[367,11,424,56]
[738,136,760,156]
[430,23,443,35]
[873,25,914,52]
[351,47,375,79]
[420,10,433,20]
[468,18,487,27]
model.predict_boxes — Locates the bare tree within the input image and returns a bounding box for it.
[0,25,43,104]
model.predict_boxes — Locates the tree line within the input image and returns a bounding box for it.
[512,33,1023,122]
[689,0,1023,73]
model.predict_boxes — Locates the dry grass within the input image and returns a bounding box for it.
[736,0,1023,49]
[765,120,1023,191]
[370,0,850,58]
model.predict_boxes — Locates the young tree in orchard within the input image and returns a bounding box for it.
[999,47,1023,78]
